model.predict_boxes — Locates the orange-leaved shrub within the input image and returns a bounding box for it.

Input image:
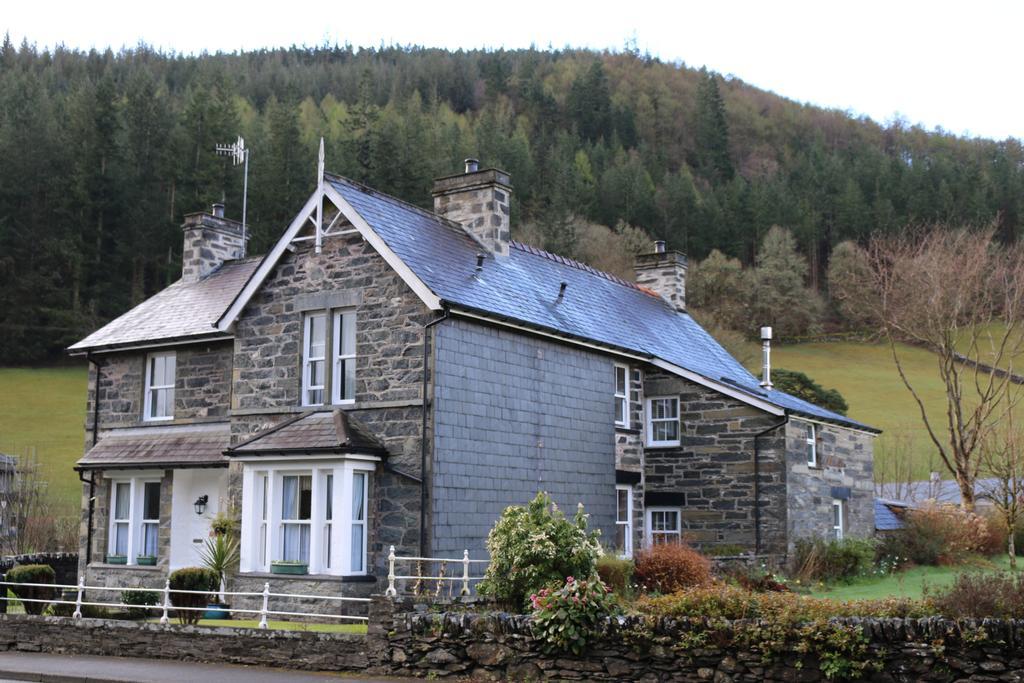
[633,542,711,593]
[886,504,1004,565]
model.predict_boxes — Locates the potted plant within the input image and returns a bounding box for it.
[105,554,127,565]
[135,555,157,566]
[198,532,239,619]
[270,560,308,575]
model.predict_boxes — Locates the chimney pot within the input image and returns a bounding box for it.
[464,158,479,173]
[654,240,666,254]
[759,325,773,389]
[212,203,225,218]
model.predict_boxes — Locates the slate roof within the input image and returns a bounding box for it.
[0,453,15,472]
[228,410,387,456]
[874,498,911,531]
[326,174,877,433]
[68,259,261,353]
[77,425,231,469]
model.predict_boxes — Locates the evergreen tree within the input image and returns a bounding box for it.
[748,226,824,337]
[694,68,733,183]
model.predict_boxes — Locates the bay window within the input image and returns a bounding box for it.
[646,396,680,447]
[240,461,373,576]
[302,309,357,406]
[143,352,176,421]
[106,474,162,564]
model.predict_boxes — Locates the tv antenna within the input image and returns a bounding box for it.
[215,136,250,257]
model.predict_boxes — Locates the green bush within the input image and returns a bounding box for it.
[531,576,617,655]
[5,564,55,615]
[168,567,218,625]
[928,572,1024,619]
[790,537,876,583]
[596,554,634,594]
[122,589,161,619]
[477,492,602,610]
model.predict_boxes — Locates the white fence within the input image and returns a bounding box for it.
[0,578,369,627]
[384,545,489,599]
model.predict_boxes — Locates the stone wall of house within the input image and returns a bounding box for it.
[785,419,875,547]
[229,230,433,571]
[78,469,174,580]
[642,371,788,554]
[431,318,618,559]
[84,342,234,444]
[229,574,377,618]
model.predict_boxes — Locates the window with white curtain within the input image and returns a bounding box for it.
[332,311,356,404]
[143,352,176,421]
[106,475,161,564]
[302,313,327,406]
[240,462,373,576]
[302,309,358,407]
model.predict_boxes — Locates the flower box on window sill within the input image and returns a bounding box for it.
[270,561,308,576]
[136,555,157,566]
[105,555,127,565]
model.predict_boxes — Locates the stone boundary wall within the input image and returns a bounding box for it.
[3,599,1024,681]
[0,553,78,586]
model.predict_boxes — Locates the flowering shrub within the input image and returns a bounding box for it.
[633,541,711,593]
[531,576,617,654]
[476,492,602,610]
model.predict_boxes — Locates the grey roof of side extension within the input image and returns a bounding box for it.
[874,498,911,531]
[327,174,877,433]
[68,258,261,353]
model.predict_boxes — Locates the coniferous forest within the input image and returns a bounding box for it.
[1,39,1022,363]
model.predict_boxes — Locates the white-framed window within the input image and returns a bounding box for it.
[143,352,176,421]
[646,507,681,546]
[832,499,844,540]
[106,474,162,564]
[615,485,633,558]
[302,313,328,406]
[645,396,680,447]
[240,461,373,576]
[805,423,818,467]
[332,310,357,404]
[614,364,629,427]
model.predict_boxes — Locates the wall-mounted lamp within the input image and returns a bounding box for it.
[193,495,209,516]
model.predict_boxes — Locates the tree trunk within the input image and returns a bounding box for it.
[1010,525,1017,570]
[955,472,975,511]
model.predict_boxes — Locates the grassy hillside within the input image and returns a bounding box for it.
[0,366,87,509]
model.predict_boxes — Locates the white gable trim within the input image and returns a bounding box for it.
[216,186,442,332]
[322,182,442,311]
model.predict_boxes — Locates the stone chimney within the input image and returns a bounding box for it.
[180,204,248,283]
[634,240,688,312]
[432,159,512,257]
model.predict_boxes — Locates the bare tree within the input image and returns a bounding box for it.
[852,228,1024,510]
[978,413,1024,568]
[0,450,45,555]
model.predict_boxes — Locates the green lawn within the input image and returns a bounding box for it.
[147,617,367,633]
[810,555,1020,601]
[0,366,88,508]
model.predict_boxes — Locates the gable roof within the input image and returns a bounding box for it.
[227,410,387,456]
[321,175,877,433]
[68,258,260,354]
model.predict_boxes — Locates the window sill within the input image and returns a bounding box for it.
[239,571,376,583]
[89,563,164,571]
[645,442,681,450]
[615,426,641,435]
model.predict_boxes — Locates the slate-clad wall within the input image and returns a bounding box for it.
[431,318,617,559]
[229,230,432,572]
[642,370,788,554]
[785,419,874,546]
[84,342,234,444]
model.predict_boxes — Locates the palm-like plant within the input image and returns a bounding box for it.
[197,533,240,603]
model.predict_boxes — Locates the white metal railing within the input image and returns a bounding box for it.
[384,545,489,599]
[0,577,369,628]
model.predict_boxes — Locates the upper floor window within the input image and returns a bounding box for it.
[108,476,161,564]
[302,310,357,407]
[646,396,680,447]
[614,364,629,427]
[302,313,328,406]
[805,423,817,467]
[143,352,176,421]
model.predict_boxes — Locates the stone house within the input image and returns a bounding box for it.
[68,152,878,598]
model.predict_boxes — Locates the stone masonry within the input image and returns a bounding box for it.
[634,248,687,312]
[785,418,875,546]
[180,209,247,283]
[642,370,788,554]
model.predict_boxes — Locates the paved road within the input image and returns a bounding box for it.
[0,652,408,683]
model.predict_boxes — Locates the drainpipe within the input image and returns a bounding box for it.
[419,307,450,557]
[753,416,788,555]
[82,353,101,564]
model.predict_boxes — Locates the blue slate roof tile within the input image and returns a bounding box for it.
[328,174,877,433]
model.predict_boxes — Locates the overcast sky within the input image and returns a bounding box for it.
[5,0,1021,140]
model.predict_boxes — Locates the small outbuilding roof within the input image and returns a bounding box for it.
[76,425,231,470]
[874,497,912,531]
[227,410,387,456]
[68,259,260,353]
